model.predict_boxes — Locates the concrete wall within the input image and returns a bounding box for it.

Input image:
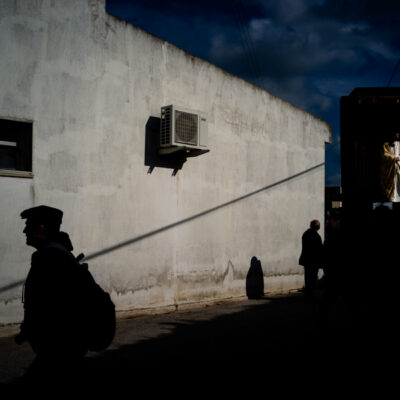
[0,0,331,324]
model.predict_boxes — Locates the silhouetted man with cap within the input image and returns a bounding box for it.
[15,205,87,386]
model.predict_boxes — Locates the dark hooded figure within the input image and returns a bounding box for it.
[246,256,264,299]
[15,205,88,385]
[299,220,323,299]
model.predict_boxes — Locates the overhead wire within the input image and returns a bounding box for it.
[387,57,400,87]
[239,1,262,78]
[231,0,261,81]
[231,0,255,77]
[236,0,259,78]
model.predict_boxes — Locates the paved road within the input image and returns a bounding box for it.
[0,291,396,392]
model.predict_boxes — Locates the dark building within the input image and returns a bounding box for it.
[325,186,342,216]
[340,87,400,221]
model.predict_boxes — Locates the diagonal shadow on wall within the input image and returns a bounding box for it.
[0,162,324,294]
[0,280,25,295]
[83,162,324,262]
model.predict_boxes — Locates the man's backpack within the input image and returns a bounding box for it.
[76,253,116,352]
[43,242,116,352]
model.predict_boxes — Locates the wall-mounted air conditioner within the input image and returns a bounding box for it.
[159,105,209,157]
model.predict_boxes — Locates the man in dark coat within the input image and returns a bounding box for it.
[15,205,88,385]
[299,220,323,299]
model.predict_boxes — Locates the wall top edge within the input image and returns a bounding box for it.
[104,7,330,130]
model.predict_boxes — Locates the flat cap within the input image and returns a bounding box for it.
[21,205,63,226]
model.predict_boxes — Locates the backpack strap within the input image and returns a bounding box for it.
[40,242,89,275]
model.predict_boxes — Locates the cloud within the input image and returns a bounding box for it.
[339,22,370,34]
[107,0,400,185]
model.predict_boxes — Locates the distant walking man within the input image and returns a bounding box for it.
[299,220,323,299]
[15,205,88,386]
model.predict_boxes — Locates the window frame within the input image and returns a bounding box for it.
[0,118,33,178]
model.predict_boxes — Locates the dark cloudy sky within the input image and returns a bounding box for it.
[106,0,400,186]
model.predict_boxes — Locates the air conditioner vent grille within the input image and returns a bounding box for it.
[174,110,198,145]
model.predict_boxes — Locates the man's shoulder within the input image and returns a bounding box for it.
[302,228,316,238]
[34,245,66,258]
[32,245,76,270]
[303,228,322,241]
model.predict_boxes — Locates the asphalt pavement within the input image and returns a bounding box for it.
[0,290,397,393]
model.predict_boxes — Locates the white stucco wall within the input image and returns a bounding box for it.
[0,0,331,324]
